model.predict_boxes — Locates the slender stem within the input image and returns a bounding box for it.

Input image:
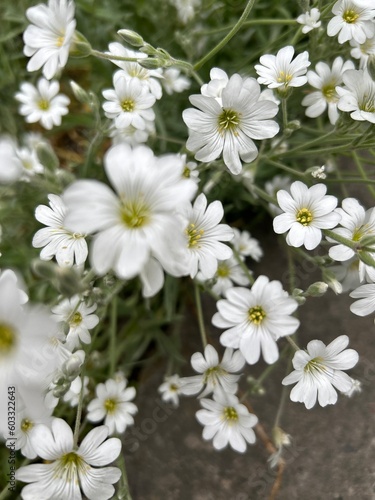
[117,454,133,500]
[194,282,208,347]
[281,98,288,131]
[91,49,140,62]
[265,158,306,178]
[276,129,336,156]
[274,356,292,429]
[232,247,255,285]
[324,177,375,186]
[109,296,118,377]
[285,335,299,351]
[323,229,357,250]
[197,18,296,35]
[353,151,375,198]
[193,0,257,70]
[73,367,86,449]
[251,184,277,205]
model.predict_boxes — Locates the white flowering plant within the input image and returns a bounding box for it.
[0,0,374,498]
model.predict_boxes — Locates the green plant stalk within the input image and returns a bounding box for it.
[109,296,118,377]
[323,229,358,250]
[274,355,292,429]
[265,158,306,178]
[285,335,299,351]
[73,366,86,449]
[353,151,375,198]
[193,0,257,71]
[281,98,288,131]
[197,18,297,36]
[232,247,255,285]
[116,454,133,500]
[194,282,208,348]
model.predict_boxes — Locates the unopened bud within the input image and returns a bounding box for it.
[53,381,70,398]
[292,288,306,305]
[63,351,85,379]
[32,259,58,280]
[55,267,85,297]
[36,143,59,171]
[367,55,375,81]
[272,426,291,448]
[358,234,375,250]
[307,165,326,179]
[70,81,90,104]
[323,269,343,294]
[306,281,328,297]
[358,250,375,269]
[70,31,92,58]
[117,29,144,47]
[138,57,162,69]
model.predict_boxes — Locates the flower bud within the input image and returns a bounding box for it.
[70,31,92,58]
[117,29,144,47]
[322,269,343,294]
[70,81,90,104]
[272,426,291,448]
[32,259,58,280]
[63,351,85,379]
[306,281,328,297]
[138,57,162,69]
[55,266,85,297]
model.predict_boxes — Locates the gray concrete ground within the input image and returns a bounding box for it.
[124,232,375,500]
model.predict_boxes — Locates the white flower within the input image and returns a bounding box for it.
[337,69,375,123]
[102,73,156,130]
[330,258,361,292]
[350,36,375,69]
[273,181,341,250]
[342,378,362,397]
[282,335,359,409]
[181,193,233,279]
[265,175,292,215]
[200,67,229,99]
[328,197,375,282]
[212,277,300,365]
[107,43,163,99]
[158,374,184,407]
[183,74,279,175]
[209,257,250,296]
[51,296,99,348]
[196,390,258,452]
[63,375,89,406]
[63,144,197,285]
[0,271,59,434]
[302,57,355,125]
[178,154,200,184]
[0,136,23,184]
[350,283,375,315]
[15,144,44,178]
[15,78,70,130]
[255,46,310,92]
[171,0,201,24]
[327,0,375,44]
[16,418,122,500]
[110,121,154,146]
[180,345,245,397]
[23,0,76,79]
[232,228,263,261]
[33,194,88,267]
[162,68,191,95]
[12,400,52,459]
[296,8,322,33]
[87,378,137,435]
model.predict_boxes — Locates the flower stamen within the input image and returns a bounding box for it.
[296,207,313,226]
[248,306,266,325]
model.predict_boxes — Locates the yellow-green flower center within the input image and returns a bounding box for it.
[223,406,238,422]
[183,166,191,178]
[120,200,150,229]
[56,35,65,47]
[203,366,225,384]
[304,356,326,374]
[217,263,230,278]
[342,9,359,23]
[38,99,50,111]
[186,223,204,248]
[322,84,337,103]
[248,306,266,325]
[21,419,34,433]
[104,398,117,414]
[121,99,135,112]
[0,323,16,355]
[170,383,179,391]
[70,311,82,326]
[296,207,313,226]
[277,71,293,85]
[218,108,240,133]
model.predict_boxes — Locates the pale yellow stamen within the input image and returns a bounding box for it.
[296,208,313,226]
[248,306,266,325]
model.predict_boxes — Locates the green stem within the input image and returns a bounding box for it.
[276,129,336,156]
[73,367,86,449]
[323,229,357,250]
[250,184,277,205]
[353,151,375,198]
[256,344,289,385]
[197,18,296,35]
[194,282,208,348]
[281,98,288,131]
[91,49,140,62]
[232,247,255,285]
[116,454,133,500]
[193,0,257,70]
[265,158,306,178]
[274,355,292,429]
[109,296,118,377]
[285,335,299,351]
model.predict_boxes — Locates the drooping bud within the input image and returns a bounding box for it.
[117,29,144,47]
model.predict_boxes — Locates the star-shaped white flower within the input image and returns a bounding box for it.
[296,8,322,33]
[327,0,375,44]
[282,335,359,409]
[337,69,375,124]
[273,181,341,250]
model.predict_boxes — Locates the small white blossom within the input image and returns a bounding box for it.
[296,8,322,33]
[213,277,300,365]
[196,390,258,453]
[302,57,355,125]
[342,378,362,397]
[162,68,191,95]
[62,375,89,407]
[107,43,163,99]
[337,69,375,123]
[23,0,76,79]
[183,73,279,175]
[33,194,88,267]
[350,36,375,69]
[327,0,375,44]
[209,257,250,296]
[0,136,23,184]
[102,73,156,130]
[51,296,99,348]
[330,258,361,292]
[255,46,310,92]
[110,120,155,146]
[232,228,263,262]
[328,197,375,282]
[178,154,200,184]
[180,345,245,397]
[273,181,341,250]
[16,418,122,500]
[181,193,233,279]
[282,335,359,409]
[87,377,137,435]
[15,78,70,130]
[265,175,292,215]
[158,374,184,407]
[171,0,201,24]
